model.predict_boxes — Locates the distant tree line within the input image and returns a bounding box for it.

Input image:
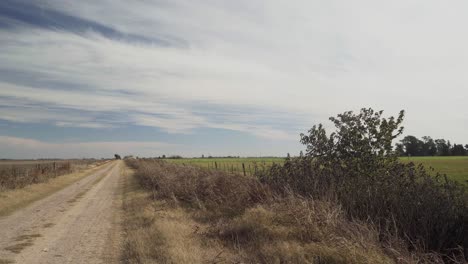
[200,155,241,159]
[396,135,468,156]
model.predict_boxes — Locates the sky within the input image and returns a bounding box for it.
[0,0,467,159]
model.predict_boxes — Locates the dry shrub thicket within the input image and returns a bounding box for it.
[261,157,467,260]
[0,160,102,191]
[125,108,467,263]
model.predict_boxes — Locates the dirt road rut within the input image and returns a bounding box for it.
[0,160,123,264]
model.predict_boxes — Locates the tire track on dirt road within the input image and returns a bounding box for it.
[0,160,124,264]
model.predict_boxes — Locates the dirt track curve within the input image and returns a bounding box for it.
[0,160,123,264]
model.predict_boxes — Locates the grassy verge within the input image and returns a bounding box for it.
[0,161,113,217]
[124,159,446,264]
[121,165,233,264]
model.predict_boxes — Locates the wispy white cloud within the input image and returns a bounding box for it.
[1,0,468,151]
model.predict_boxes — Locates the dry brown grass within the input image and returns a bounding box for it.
[126,159,453,264]
[0,161,112,216]
[121,165,236,264]
[0,159,104,191]
[130,159,271,218]
[211,195,411,264]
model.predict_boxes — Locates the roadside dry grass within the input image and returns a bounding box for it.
[210,196,400,264]
[124,159,447,264]
[121,166,237,264]
[0,161,111,216]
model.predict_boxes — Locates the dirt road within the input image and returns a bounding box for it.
[0,160,124,264]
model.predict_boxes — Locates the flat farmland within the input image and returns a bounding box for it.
[402,156,468,185]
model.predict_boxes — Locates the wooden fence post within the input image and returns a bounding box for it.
[242,163,246,176]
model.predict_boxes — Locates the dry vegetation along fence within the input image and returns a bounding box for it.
[126,158,467,263]
[0,160,100,191]
[167,158,282,176]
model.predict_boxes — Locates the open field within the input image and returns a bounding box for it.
[402,156,468,185]
[165,156,468,185]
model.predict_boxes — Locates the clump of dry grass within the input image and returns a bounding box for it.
[131,159,271,217]
[121,165,237,264]
[211,195,404,264]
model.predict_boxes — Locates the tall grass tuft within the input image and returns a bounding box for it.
[128,158,271,217]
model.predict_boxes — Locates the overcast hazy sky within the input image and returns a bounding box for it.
[0,0,467,158]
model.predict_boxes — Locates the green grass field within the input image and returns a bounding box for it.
[401,156,468,185]
[166,156,468,185]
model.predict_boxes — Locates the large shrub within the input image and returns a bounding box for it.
[260,108,467,259]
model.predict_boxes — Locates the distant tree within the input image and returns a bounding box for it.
[202,154,205,158]
[114,154,121,160]
[400,135,423,156]
[162,154,166,159]
[397,136,466,157]
[435,139,450,156]
[395,143,405,156]
[421,136,437,156]
[451,144,466,156]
